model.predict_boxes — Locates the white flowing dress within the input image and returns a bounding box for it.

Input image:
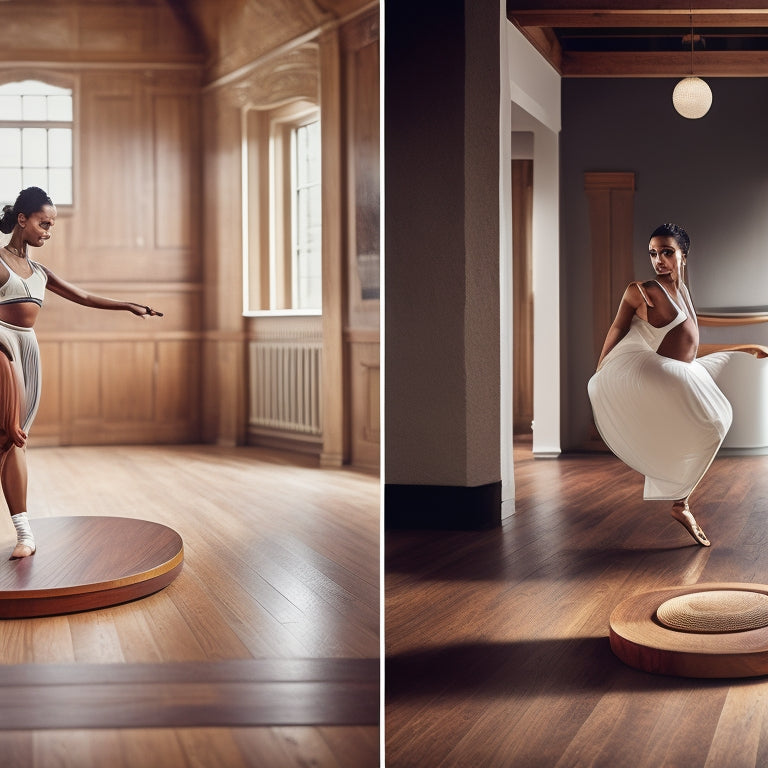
[587,282,733,500]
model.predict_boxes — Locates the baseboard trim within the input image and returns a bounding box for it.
[385,481,501,530]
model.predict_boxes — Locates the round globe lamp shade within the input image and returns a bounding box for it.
[673,77,712,119]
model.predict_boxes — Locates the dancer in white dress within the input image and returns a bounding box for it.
[588,223,732,546]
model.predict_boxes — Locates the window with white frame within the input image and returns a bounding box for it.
[0,79,73,207]
[243,101,321,314]
[290,118,321,310]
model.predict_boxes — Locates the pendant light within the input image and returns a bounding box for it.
[672,8,712,119]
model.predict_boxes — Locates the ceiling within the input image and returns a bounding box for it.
[506,1,768,76]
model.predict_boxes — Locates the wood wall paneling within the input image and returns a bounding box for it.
[343,10,380,471]
[153,93,200,251]
[584,171,635,450]
[200,90,247,445]
[0,61,206,447]
[33,342,63,445]
[77,72,202,283]
[58,338,200,445]
[155,340,201,429]
[100,342,156,423]
[0,3,202,63]
[83,89,142,251]
[349,339,379,471]
[36,289,202,336]
[66,343,102,425]
[584,172,636,362]
[344,12,380,331]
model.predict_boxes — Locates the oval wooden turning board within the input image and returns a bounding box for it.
[610,583,768,678]
[0,516,183,618]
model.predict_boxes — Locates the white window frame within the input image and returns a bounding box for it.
[289,117,322,311]
[0,77,75,210]
[243,100,321,316]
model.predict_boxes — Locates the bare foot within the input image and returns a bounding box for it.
[9,542,35,560]
[671,502,710,547]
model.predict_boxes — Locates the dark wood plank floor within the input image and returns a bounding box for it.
[386,438,768,767]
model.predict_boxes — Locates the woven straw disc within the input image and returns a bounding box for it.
[656,590,768,633]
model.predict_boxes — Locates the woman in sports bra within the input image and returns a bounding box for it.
[0,186,163,559]
[588,223,732,547]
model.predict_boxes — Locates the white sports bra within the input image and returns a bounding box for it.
[0,253,47,307]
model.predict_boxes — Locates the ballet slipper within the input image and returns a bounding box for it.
[671,502,710,547]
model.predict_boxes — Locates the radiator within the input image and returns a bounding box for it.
[249,341,322,435]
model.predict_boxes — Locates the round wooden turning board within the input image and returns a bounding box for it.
[610,583,768,678]
[0,516,183,618]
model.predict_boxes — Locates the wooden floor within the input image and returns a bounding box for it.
[0,444,379,768]
[386,437,768,767]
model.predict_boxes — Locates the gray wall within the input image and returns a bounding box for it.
[561,77,768,450]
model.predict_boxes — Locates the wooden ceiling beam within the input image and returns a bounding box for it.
[510,10,768,28]
[507,0,768,11]
[560,50,768,76]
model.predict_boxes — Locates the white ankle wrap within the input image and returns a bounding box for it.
[11,512,35,548]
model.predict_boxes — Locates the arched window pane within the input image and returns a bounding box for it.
[47,95,72,121]
[0,80,70,96]
[22,95,47,121]
[0,95,21,120]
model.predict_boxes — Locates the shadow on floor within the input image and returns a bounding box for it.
[386,636,765,700]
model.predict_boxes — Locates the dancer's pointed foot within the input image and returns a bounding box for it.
[9,542,35,560]
[671,502,710,547]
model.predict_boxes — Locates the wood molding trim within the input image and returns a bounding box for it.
[344,328,380,343]
[562,51,768,78]
[584,172,636,191]
[320,28,347,467]
[698,314,768,327]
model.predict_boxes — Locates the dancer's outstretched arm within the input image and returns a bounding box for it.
[42,267,163,317]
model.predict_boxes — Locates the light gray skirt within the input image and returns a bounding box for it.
[0,318,41,433]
